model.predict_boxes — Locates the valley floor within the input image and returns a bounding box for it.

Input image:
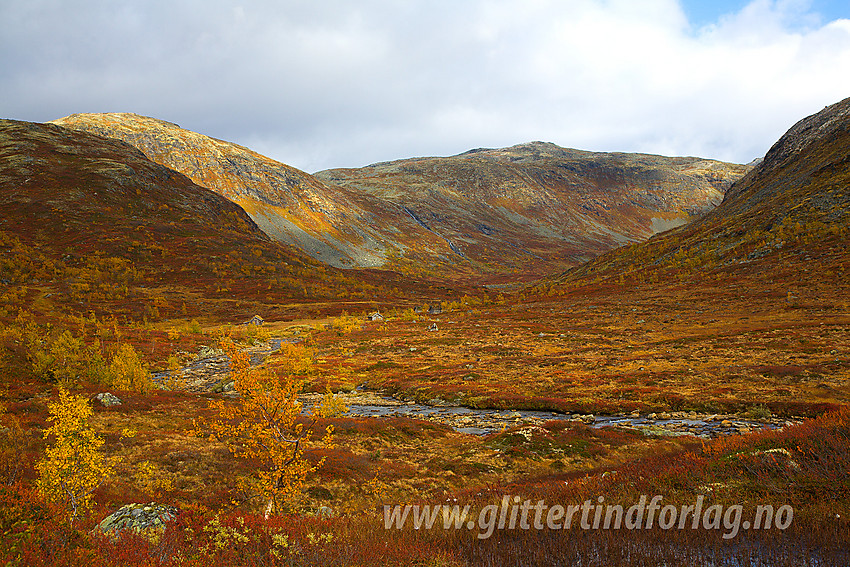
[1,276,848,566]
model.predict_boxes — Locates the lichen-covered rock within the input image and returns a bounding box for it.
[94,392,122,407]
[197,345,225,359]
[314,506,334,518]
[212,379,235,393]
[96,503,179,541]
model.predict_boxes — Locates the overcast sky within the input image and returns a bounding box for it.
[2,0,849,172]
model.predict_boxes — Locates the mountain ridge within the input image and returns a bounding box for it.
[0,118,401,319]
[51,113,749,282]
[550,96,850,290]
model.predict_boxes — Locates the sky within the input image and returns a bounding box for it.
[2,0,850,172]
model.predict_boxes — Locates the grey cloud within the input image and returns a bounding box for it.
[2,1,850,172]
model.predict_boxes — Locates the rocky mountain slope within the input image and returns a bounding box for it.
[0,119,390,319]
[555,97,850,288]
[50,113,388,269]
[52,113,749,283]
[317,143,748,281]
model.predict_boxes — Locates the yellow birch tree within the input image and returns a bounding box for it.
[36,388,114,525]
[198,340,345,518]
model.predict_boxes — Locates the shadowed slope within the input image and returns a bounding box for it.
[319,142,748,282]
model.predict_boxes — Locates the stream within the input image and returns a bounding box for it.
[154,340,795,439]
[312,391,790,439]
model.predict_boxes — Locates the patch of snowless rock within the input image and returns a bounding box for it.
[301,391,799,439]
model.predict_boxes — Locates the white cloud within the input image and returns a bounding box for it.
[1,0,849,171]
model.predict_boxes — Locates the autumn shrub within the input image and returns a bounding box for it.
[273,342,314,376]
[13,315,116,388]
[0,407,35,487]
[0,483,71,567]
[744,403,773,420]
[390,307,418,322]
[330,311,362,335]
[185,319,203,335]
[107,343,154,393]
[131,460,174,499]
[244,322,270,345]
[26,329,92,387]
[313,388,349,418]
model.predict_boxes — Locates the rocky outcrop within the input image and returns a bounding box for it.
[96,503,179,540]
[94,393,122,407]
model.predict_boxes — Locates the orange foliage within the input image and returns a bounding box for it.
[196,339,340,517]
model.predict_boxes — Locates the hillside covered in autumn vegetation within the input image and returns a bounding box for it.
[0,98,848,566]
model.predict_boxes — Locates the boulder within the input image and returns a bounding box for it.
[314,506,334,518]
[96,503,179,541]
[94,392,122,407]
[197,345,225,359]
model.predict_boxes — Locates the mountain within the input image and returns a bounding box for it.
[0,119,392,320]
[317,143,748,282]
[51,114,748,283]
[553,97,850,289]
[50,113,389,269]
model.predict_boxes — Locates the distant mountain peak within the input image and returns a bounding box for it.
[56,112,181,130]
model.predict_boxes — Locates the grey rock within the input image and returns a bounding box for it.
[315,506,334,518]
[96,502,179,540]
[197,345,225,359]
[94,392,122,407]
